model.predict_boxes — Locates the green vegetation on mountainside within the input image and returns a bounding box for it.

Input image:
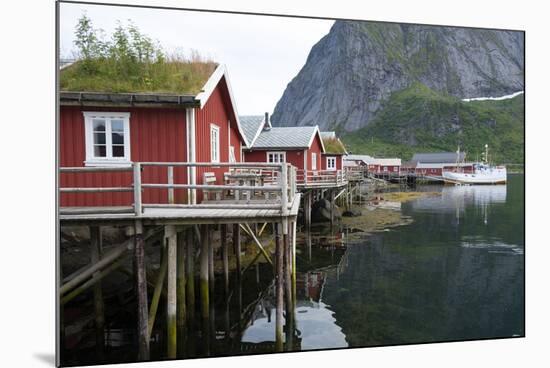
[342,83,524,163]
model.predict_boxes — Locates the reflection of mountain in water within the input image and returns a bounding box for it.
[321,176,524,347]
[322,232,524,347]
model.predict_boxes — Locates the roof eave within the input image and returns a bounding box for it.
[196,64,250,147]
[59,91,199,108]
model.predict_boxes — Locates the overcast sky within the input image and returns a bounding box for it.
[59,2,334,115]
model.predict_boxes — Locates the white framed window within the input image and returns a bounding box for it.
[84,112,131,166]
[383,166,388,172]
[210,124,220,163]
[229,145,236,163]
[267,151,286,163]
[326,157,337,171]
[311,152,317,171]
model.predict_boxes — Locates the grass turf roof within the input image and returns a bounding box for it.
[60,59,218,95]
[323,137,347,154]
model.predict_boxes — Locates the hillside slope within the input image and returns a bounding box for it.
[341,84,524,163]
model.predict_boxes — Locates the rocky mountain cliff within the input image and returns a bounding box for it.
[271,21,524,132]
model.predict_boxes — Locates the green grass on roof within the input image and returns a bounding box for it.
[60,59,218,95]
[323,137,347,154]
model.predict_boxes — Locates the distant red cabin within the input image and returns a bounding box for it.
[240,115,325,173]
[59,65,248,207]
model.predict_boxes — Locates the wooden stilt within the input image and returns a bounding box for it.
[305,191,311,228]
[291,220,297,311]
[208,227,215,296]
[233,223,241,277]
[330,189,335,225]
[274,222,284,352]
[90,226,105,357]
[134,220,150,360]
[166,225,177,358]
[147,239,167,339]
[200,224,210,354]
[177,229,187,356]
[283,227,293,351]
[185,229,195,326]
[221,224,229,296]
[233,223,242,322]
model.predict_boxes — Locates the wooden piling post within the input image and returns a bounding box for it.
[221,224,229,295]
[177,229,187,356]
[208,227,215,297]
[274,223,284,352]
[185,229,195,326]
[233,223,242,320]
[330,190,335,225]
[90,226,105,357]
[200,224,210,351]
[283,226,293,351]
[291,220,297,310]
[134,220,150,360]
[166,225,177,358]
[305,191,311,228]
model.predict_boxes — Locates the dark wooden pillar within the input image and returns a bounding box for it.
[221,224,229,295]
[166,226,177,358]
[90,226,105,358]
[176,229,187,356]
[274,223,284,352]
[134,220,149,360]
[200,225,210,355]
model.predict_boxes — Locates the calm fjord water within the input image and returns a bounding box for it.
[61,175,524,365]
[242,174,524,350]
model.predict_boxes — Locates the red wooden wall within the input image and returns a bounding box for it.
[194,76,242,202]
[60,106,187,207]
[59,76,245,207]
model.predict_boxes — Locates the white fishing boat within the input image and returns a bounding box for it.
[442,145,507,185]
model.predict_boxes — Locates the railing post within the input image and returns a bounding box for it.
[167,165,174,204]
[133,163,142,216]
[281,163,288,216]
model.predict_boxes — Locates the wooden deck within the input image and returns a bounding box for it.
[59,194,301,225]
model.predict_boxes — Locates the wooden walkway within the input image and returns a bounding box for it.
[60,194,301,225]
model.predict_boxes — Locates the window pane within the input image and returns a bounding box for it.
[94,132,106,145]
[111,119,124,132]
[112,145,125,157]
[93,119,106,131]
[112,132,124,144]
[94,145,106,157]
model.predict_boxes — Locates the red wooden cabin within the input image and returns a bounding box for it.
[320,132,346,172]
[59,64,248,207]
[240,115,325,173]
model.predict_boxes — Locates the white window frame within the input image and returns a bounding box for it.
[83,112,131,167]
[311,152,317,171]
[383,166,388,172]
[267,151,286,163]
[210,124,220,163]
[326,156,337,171]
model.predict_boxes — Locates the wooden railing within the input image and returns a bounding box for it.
[344,167,366,181]
[296,169,347,187]
[60,162,297,217]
